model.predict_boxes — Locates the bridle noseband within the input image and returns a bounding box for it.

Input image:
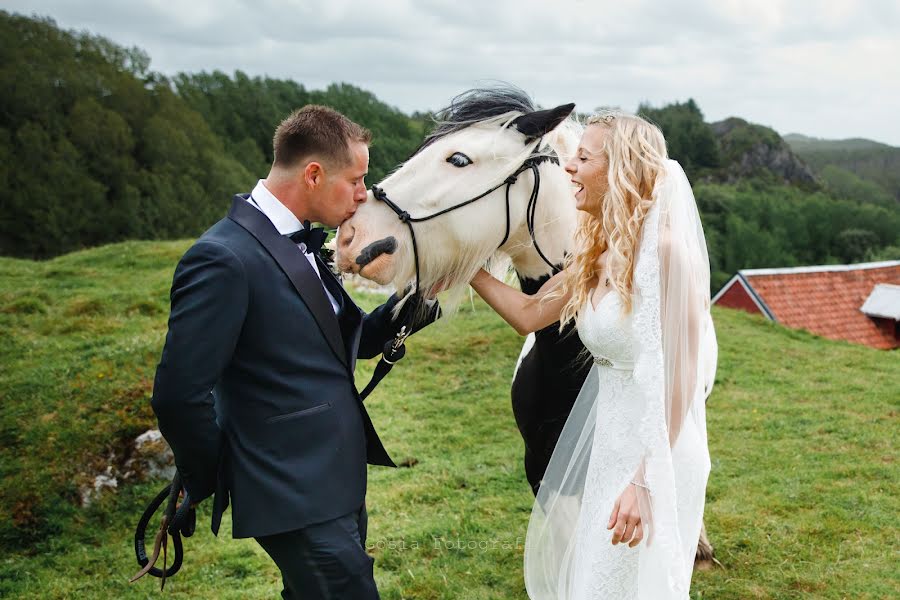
[371,149,562,300]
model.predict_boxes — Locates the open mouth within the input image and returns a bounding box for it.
[358,253,394,284]
[572,180,584,196]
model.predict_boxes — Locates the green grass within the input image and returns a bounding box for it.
[1,241,898,599]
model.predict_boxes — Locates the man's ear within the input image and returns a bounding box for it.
[303,161,324,188]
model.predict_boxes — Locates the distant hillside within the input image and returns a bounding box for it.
[785,134,900,205]
[638,100,816,186]
[712,118,816,186]
[783,133,893,153]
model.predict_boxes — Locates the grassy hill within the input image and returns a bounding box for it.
[1,241,898,599]
[783,134,894,153]
[784,134,900,206]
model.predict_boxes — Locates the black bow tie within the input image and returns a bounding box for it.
[286,221,327,255]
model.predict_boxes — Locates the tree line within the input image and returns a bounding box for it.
[2,12,898,283]
[0,12,424,259]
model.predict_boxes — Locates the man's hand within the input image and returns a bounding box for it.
[392,291,441,332]
[358,290,441,359]
[607,483,644,547]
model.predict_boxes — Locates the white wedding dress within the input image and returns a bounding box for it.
[523,160,717,599]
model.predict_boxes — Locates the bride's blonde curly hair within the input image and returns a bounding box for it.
[552,110,668,327]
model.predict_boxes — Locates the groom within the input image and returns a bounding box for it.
[151,105,438,599]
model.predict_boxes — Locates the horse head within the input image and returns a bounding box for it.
[336,86,581,307]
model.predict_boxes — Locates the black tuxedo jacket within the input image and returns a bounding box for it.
[151,196,431,539]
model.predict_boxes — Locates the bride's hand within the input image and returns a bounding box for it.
[607,484,644,547]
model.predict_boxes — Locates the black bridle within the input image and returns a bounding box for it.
[371,149,562,303]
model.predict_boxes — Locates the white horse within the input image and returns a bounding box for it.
[336,85,715,564]
[336,88,580,306]
[337,85,584,491]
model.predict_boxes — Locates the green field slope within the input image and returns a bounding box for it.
[1,242,897,599]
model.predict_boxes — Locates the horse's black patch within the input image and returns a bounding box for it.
[513,271,592,495]
[519,273,552,295]
[356,237,397,267]
[512,103,576,144]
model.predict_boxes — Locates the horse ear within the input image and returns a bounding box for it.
[512,103,576,144]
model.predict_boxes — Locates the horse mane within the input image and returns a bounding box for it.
[414,83,583,167]
[412,83,538,156]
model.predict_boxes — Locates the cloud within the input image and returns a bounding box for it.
[2,0,898,144]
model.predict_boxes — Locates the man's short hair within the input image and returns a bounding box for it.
[272,105,372,169]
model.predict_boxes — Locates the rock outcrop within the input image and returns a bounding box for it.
[710,118,817,185]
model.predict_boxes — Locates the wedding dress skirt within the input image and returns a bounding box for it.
[524,290,710,599]
[524,160,715,599]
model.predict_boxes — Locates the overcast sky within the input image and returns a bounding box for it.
[5,0,899,145]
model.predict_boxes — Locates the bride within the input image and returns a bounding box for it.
[470,111,717,598]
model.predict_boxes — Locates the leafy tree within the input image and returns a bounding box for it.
[174,74,424,184]
[818,165,894,207]
[638,99,721,179]
[835,229,880,263]
[0,11,252,258]
[865,244,900,261]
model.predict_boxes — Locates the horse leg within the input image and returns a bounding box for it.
[511,349,546,495]
[694,521,721,570]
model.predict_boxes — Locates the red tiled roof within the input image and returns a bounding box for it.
[734,261,900,350]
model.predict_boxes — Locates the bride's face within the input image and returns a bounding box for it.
[565,125,609,216]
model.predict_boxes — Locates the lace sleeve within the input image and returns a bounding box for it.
[630,160,717,593]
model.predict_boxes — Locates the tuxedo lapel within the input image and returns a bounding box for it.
[317,254,364,368]
[227,195,348,368]
[316,255,359,317]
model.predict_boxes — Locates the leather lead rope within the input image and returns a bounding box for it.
[359,325,410,401]
[130,472,195,589]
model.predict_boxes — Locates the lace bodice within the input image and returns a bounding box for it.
[577,291,637,366]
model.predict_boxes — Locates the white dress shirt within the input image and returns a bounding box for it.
[247,180,340,314]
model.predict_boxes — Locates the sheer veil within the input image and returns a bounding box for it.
[523,159,717,599]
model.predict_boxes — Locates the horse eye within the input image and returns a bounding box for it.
[446,152,472,167]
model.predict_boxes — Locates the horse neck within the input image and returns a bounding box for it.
[502,163,576,281]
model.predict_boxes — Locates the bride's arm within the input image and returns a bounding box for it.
[613,234,707,547]
[659,232,705,448]
[470,268,570,335]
